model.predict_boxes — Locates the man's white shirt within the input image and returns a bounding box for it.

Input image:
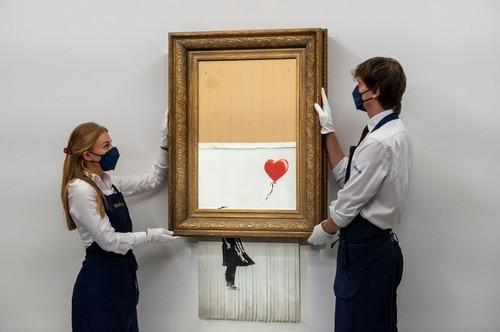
[330,110,412,230]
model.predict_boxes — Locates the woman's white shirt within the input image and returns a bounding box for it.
[67,149,167,255]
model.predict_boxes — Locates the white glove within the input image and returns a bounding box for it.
[314,87,335,134]
[307,223,335,246]
[160,109,168,148]
[147,228,178,243]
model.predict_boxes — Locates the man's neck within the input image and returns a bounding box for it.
[366,103,385,119]
[367,109,394,132]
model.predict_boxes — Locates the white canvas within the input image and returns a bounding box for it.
[198,241,300,322]
[198,143,297,210]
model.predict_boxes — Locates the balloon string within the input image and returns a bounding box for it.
[265,182,274,200]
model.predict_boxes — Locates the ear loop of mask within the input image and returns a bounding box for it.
[86,151,103,164]
[360,88,376,103]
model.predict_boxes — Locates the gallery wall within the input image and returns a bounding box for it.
[1,0,499,331]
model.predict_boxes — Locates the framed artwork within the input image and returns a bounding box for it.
[168,28,327,238]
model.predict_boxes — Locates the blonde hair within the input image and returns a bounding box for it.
[61,122,109,230]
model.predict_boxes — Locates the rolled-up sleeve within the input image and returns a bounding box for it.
[329,139,391,227]
[112,149,168,197]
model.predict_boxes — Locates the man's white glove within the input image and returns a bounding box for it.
[314,87,335,134]
[160,109,168,148]
[147,228,178,243]
[307,223,335,246]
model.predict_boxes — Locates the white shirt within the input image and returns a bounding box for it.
[67,149,167,254]
[330,110,412,230]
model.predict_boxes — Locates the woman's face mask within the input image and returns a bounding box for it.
[88,147,120,171]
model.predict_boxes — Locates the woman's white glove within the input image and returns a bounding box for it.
[314,88,335,134]
[307,223,334,246]
[160,109,168,148]
[147,228,178,243]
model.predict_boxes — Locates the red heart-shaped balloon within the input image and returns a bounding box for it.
[264,159,289,183]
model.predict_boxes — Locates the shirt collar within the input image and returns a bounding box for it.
[367,109,394,132]
[83,170,113,190]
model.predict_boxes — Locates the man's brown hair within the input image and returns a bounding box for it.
[353,57,406,114]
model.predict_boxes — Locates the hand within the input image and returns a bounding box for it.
[307,222,335,246]
[147,228,178,243]
[160,109,168,148]
[314,87,335,134]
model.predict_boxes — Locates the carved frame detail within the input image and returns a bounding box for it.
[168,28,327,238]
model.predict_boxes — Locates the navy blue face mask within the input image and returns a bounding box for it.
[352,85,374,112]
[88,147,120,171]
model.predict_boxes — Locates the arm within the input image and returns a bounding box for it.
[307,140,389,245]
[315,88,348,186]
[321,216,341,234]
[329,138,391,227]
[307,216,340,245]
[325,132,345,169]
[68,180,148,254]
[69,180,176,252]
[326,133,348,187]
[111,148,167,197]
[113,110,169,197]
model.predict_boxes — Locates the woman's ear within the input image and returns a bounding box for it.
[82,151,92,161]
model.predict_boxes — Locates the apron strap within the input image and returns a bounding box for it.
[344,113,399,183]
[111,184,119,193]
[372,112,399,132]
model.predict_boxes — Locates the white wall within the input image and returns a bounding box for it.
[1,0,499,331]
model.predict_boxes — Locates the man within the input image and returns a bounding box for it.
[308,57,411,332]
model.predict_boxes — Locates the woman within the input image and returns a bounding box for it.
[61,114,175,332]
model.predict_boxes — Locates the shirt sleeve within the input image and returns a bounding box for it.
[68,180,148,254]
[331,156,348,187]
[329,138,391,227]
[111,148,167,197]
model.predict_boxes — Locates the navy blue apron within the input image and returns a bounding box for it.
[334,113,404,332]
[72,185,140,332]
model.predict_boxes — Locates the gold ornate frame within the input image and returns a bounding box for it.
[168,28,327,238]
